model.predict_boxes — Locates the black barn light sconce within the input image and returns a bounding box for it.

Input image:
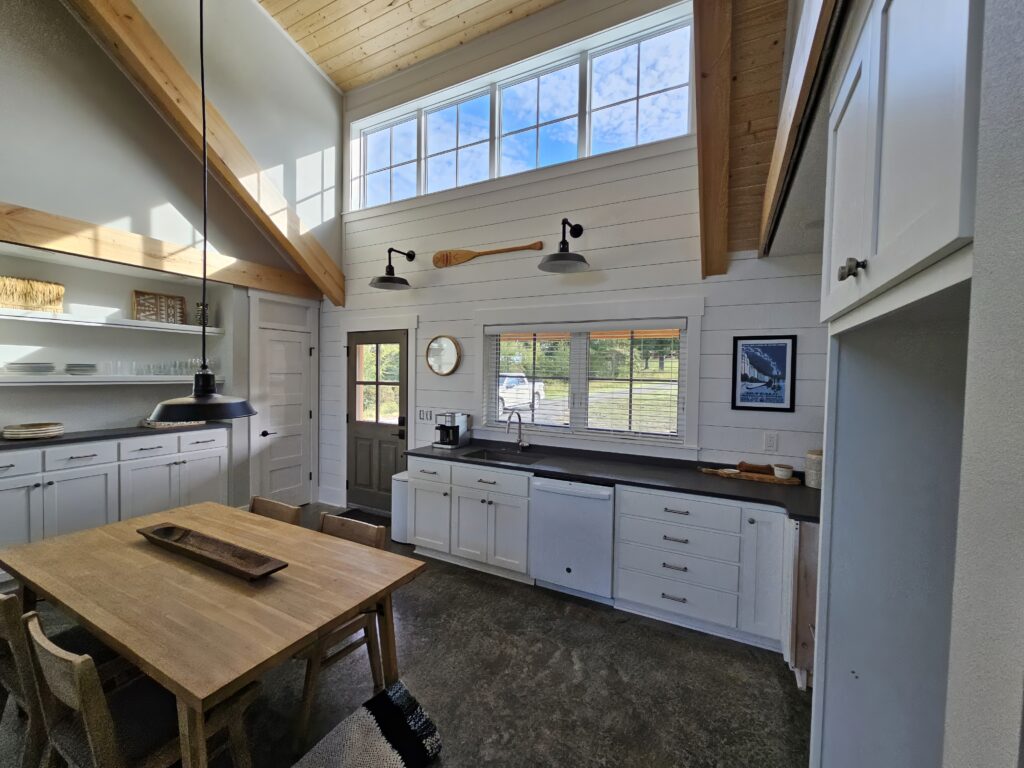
[538,218,589,273]
[370,247,416,290]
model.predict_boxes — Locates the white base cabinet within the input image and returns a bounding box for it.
[409,478,451,552]
[120,447,228,519]
[43,465,118,537]
[0,475,43,547]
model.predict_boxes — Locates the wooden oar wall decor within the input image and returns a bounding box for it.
[432,241,544,268]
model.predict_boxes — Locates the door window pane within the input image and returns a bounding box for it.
[458,143,490,186]
[427,151,456,192]
[639,87,689,144]
[591,102,637,155]
[459,94,491,145]
[356,344,377,381]
[379,385,401,424]
[539,64,579,122]
[592,44,638,108]
[539,118,578,167]
[501,129,536,176]
[427,106,457,154]
[356,384,377,422]
[379,344,401,381]
[640,27,690,94]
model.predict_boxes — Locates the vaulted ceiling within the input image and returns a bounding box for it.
[259,0,567,91]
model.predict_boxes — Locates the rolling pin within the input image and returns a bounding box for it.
[737,461,774,475]
[433,241,544,268]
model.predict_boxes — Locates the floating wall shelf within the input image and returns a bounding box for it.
[0,375,226,387]
[0,308,224,336]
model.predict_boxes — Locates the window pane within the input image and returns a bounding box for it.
[500,129,537,176]
[539,118,578,167]
[365,170,390,207]
[588,334,631,379]
[539,64,579,123]
[458,143,489,186]
[392,119,417,164]
[591,102,637,154]
[356,344,377,381]
[379,344,401,381]
[496,333,570,427]
[356,384,377,422]
[634,331,680,380]
[392,162,417,201]
[365,128,390,172]
[459,94,491,146]
[640,27,690,95]
[427,106,457,154]
[587,382,631,431]
[502,79,537,134]
[427,151,456,192]
[379,385,400,424]
[592,44,638,108]
[639,87,688,143]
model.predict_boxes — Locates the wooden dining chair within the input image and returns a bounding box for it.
[293,515,388,752]
[0,593,123,768]
[249,496,302,526]
[24,612,261,768]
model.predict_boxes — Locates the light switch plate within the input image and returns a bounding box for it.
[763,431,779,453]
[417,409,434,422]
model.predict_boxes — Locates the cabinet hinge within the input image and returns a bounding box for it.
[309,472,313,481]
[346,413,350,424]
[309,410,313,420]
[345,480,350,490]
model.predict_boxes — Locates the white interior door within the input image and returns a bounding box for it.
[253,328,312,505]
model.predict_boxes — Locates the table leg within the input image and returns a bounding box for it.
[376,594,399,686]
[177,697,208,768]
[18,584,37,612]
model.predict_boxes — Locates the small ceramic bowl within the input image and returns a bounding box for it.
[772,464,794,479]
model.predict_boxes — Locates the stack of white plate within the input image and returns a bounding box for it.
[5,362,56,375]
[65,363,98,375]
[2,423,65,440]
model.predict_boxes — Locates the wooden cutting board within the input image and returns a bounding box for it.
[699,467,802,486]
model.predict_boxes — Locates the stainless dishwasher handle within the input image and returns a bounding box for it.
[661,592,688,604]
[662,562,689,573]
[477,479,497,485]
[664,507,690,516]
[662,534,690,545]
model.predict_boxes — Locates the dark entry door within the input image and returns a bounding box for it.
[347,330,408,510]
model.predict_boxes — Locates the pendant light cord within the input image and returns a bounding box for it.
[199,0,209,373]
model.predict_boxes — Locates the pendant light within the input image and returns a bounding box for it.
[369,247,416,290]
[149,0,256,423]
[538,217,589,273]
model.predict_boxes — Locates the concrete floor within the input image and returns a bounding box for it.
[0,505,811,767]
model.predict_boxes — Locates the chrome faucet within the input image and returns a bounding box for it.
[505,410,530,451]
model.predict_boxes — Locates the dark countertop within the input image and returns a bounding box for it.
[0,423,229,452]
[407,440,821,524]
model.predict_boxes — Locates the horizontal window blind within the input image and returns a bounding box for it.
[484,323,687,441]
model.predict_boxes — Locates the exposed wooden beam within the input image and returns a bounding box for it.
[694,0,733,278]
[759,0,843,256]
[0,203,322,301]
[62,0,347,305]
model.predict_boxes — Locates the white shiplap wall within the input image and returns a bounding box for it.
[319,137,826,504]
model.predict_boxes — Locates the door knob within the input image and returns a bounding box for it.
[260,430,277,437]
[837,258,867,281]
[391,429,405,439]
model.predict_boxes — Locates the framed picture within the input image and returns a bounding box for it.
[731,335,797,412]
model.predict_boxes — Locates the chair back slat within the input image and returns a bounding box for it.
[249,496,302,526]
[320,515,388,549]
[0,593,39,712]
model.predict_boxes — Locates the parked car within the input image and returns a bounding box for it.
[498,372,546,412]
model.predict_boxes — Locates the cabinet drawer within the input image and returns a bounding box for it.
[0,450,43,479]
[408,458,451,484]
[618,515,741,563]
[617,541,740,593]
[120,435,178,460]
[451,464,529,497]
[617,487,742,533]
[178,430,228,453]
[616,568,738,628]
[44,442,117,471]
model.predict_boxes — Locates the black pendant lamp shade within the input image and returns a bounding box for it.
[150,0,255,423]
[539,218,589,273]
[370,247,416,290]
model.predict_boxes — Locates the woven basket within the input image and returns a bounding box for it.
[0,276,65,312]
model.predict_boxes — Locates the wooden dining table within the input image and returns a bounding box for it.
[0,502,425,768]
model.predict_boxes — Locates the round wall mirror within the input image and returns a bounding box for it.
[426,335,462,376]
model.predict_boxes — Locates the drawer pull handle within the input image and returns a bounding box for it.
[664,507,689,516]
[0,464,15,470]
[661,592,688,604]
[134,446,164,452]
[419,470,438,475]
[477,479,497,485]
[68,454,98,460]
[662,534,690,545]
[191,439,216,445]
[662,562,689,573]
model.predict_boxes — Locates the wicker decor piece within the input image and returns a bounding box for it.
[0,276,64,312]
[132,289,187,324]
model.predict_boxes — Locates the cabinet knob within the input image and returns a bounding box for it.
[442,492,449,497]
[488,500,493,505]
[33,483,41,489]
[480,498,486,503]
[46,481,55,487]
[748,517,756,525]
[837,258,867,281]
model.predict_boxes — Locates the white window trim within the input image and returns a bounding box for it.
[349,4,693,213]
[473,298,702,457]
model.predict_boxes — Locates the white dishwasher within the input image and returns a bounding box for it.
[529,478,615,599]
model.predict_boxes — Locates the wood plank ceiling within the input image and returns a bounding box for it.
[260,0,566,91]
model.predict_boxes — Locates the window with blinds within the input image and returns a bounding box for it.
[484,324,686,441]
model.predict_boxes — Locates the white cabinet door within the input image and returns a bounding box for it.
[120,456,180,519]
[738,508,786,641]
[821,21,876,320]
[487,492,529,574]
[0,475,43,546]
[43,465,118,537]
[178,448,228,506]
[451,489,488,562]
[408,480,451,552]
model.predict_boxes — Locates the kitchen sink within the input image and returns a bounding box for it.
[463,449,543,465]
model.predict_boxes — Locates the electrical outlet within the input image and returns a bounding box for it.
[763,431,780,454]
[418,409,434,422]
